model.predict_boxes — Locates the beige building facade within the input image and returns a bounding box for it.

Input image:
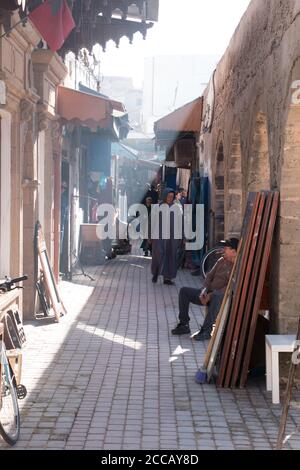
[200,0,300,333]
[0,12,67,320]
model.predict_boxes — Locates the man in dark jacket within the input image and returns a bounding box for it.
[171,238,239,340]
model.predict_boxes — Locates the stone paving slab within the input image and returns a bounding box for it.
[1,248,300,450]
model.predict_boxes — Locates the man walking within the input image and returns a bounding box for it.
[171,238,239,340]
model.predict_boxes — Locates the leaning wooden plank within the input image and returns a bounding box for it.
[276,317,300,450]
[216,193,259,387]
[36,221,67,322]
[203,194,256,372]
[204,241,242,381]
[204,256,236,371]
[231,192,273,387]
[39,248,64,322]
[217,193,261,387]
[240,192,279,387]
[206,294,232,382]
[224,192,267,387]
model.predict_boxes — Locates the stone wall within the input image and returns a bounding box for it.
[0,14,67,319]
[201,0,300,332]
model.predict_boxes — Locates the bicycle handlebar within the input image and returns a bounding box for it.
[10,275,28,284]
[0,275,28,292]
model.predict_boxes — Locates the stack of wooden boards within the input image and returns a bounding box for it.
[203,191,279,388]
[35,221,67,322]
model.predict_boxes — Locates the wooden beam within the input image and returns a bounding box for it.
[240,192,279,387]
[217,193,261,387]
[231,192,273,387]
[224,193,267,388]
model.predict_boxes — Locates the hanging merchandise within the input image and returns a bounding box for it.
[189,172,209,267]
[164,166,177,191]
[97,173,107,191]
[88,135,111,176]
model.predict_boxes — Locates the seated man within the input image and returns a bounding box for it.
[171,238,239,341]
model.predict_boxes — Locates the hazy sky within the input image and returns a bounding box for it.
[98,0,252,87]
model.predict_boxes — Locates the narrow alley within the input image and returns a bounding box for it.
[4,248,299,451]
[2,0,300,456]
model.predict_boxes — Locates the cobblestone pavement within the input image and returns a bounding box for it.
[2,249,300,450]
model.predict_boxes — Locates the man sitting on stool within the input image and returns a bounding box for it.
[171,238,239,341]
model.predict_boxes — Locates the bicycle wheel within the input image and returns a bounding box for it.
[0,352,20,445]
[201,247,224,278]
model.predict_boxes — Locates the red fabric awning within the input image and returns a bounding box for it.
[154,97,203,134]
[57,86,126,131]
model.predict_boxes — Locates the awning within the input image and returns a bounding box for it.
[154,97,203,134]
[111,142,138,161]
[135,159,162,170]
[154,97,203,168]
[57,86,128,135]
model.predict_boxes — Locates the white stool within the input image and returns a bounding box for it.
[265,335,296,404]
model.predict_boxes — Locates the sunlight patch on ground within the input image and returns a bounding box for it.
[76,323,143,350]
[169,356,178,363]
[129,264,144,269]
[128,254,152,260]
[284,427,300,444]
[169,345,190,362]
[60,282,95,319]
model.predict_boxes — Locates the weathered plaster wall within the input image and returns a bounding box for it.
[0,13,67,319]
[201,0,300,332]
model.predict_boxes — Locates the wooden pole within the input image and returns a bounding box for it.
[276,317,300,450]
[52,121,62,283]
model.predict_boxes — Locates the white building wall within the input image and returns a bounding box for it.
[64,52,99,91]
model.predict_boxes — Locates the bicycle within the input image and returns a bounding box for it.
[201,247,224,278]
[0,275,28,446]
